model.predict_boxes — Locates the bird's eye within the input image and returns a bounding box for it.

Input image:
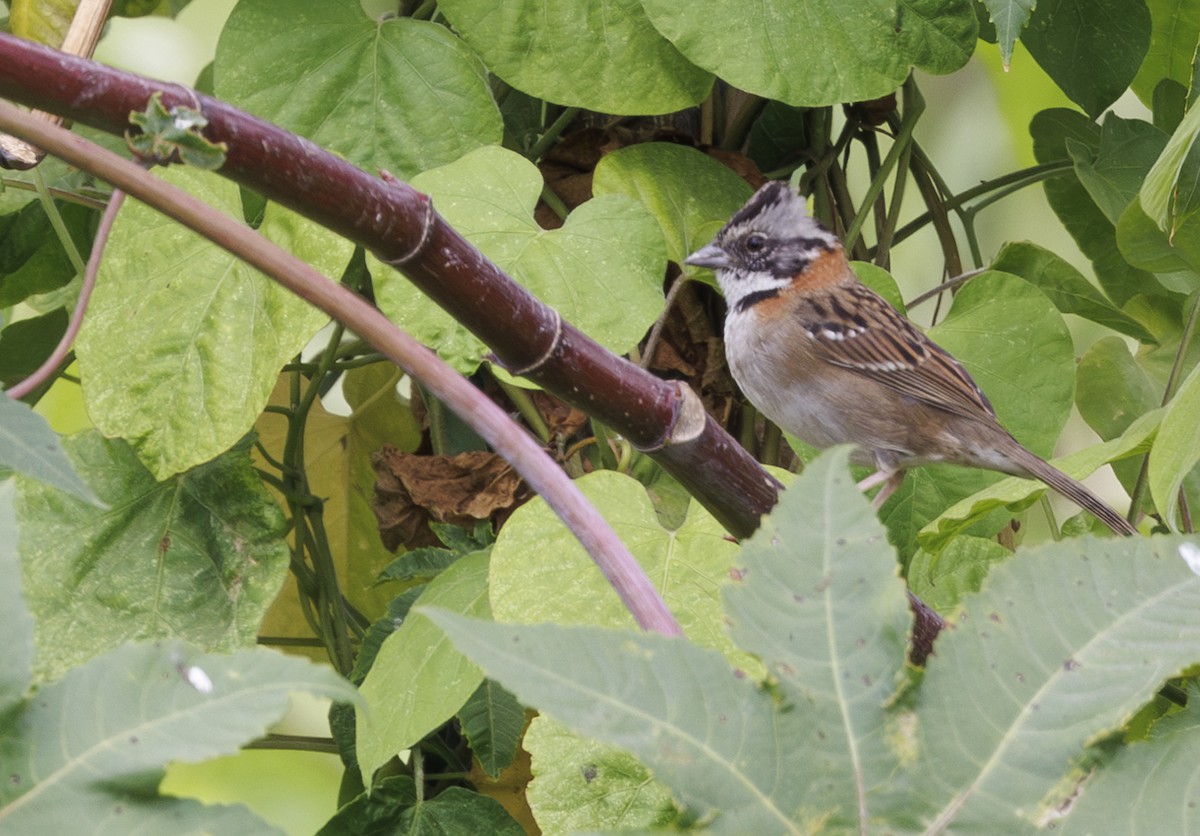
[744,233,767,252]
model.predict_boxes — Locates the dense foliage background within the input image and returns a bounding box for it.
[3,0,1200,833]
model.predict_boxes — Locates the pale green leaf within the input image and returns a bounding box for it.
[915,534,1200,830]
[215,0,501,178]
[15,432,290,683]
[488,468,747,832]
[918,409,1160,554]
[979,0,1037,68]
[371,146,665,374]
[1149,360,1200,529]
[642,0,977,106]
[592,142,752,269]
[423,613,808,832]
[722,448,912,827]
[76,165,349,479]
[1066,114,1168,225]
[0,480,33,711]
[8,0,74,46]
[436,0,712,114]
[523,716,679,833]
[356,550,490,780]
[1141,92,1200,234]
[0,640,353,833]
[0,395,98,504]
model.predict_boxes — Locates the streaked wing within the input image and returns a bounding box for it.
[801,283,996,420]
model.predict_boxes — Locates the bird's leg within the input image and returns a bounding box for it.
[857,456,906,508]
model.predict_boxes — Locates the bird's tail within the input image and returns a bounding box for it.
[1002,443,1137,537]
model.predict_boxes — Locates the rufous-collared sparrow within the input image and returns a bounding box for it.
[686,181,1136,536]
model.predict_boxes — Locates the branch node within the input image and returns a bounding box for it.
[502,308,563,377]
[635,382,706,453]
[382,181,436,267]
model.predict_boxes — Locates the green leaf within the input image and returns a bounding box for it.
[1131,0,1200,105]
[1149,359,1200,528]
[458,680,525,779]
[851,261,907,312]
[215,0,501,178]
[907,535,1012,613]
[437,0,712,114]
[0,308,68,388]
[642,0,977,106]
[1032,108,1164,305]
[76,165,348,479]
[914,534,1200,830]
[1141,94,1200,239]
[489,469,746,664]
[1021,0,1151,117]
[15,432,290,683]
[978,0,1037,69]
[1116,197,1200,286]
[1061,682,1200,833]
[991,241,1156,341]
[722,448,912,826]
[356,550,490,780]
[8,0,74,46]
[423,614,809,831]
[319,776,524,836]
[0,481,33,711]
[1066,114,1168,225]
[918,410,1159,554]
[592,142,752,269]
[371,146,665,374]
[0,396,99,505]
[0,200,94,308]
[0,639,353,833]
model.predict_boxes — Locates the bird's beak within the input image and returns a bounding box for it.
[684,243,730,270]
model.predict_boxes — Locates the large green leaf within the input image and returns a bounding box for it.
[0,481,33,712]
[1021,0,1151,117]
[15,432,290,683]
[1149,360,1200,529]
[990,241,1156,342]
[642,0,977,106]
[722,447,912,827]
[1066,114,1168,225]
[592,142,752,270]
[0,396,98,505]
[1131,0,1200,105]
[76,165,348,479]
[356,550,490,781]
[371,146,666,374]
[913,533,1200,830]
[1141,95,1200,240]
[436,0,712,114]
[1031,108,1164,306]
[1061,682,1200,833]
[215,0,502,178]
[0,639,353,833]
